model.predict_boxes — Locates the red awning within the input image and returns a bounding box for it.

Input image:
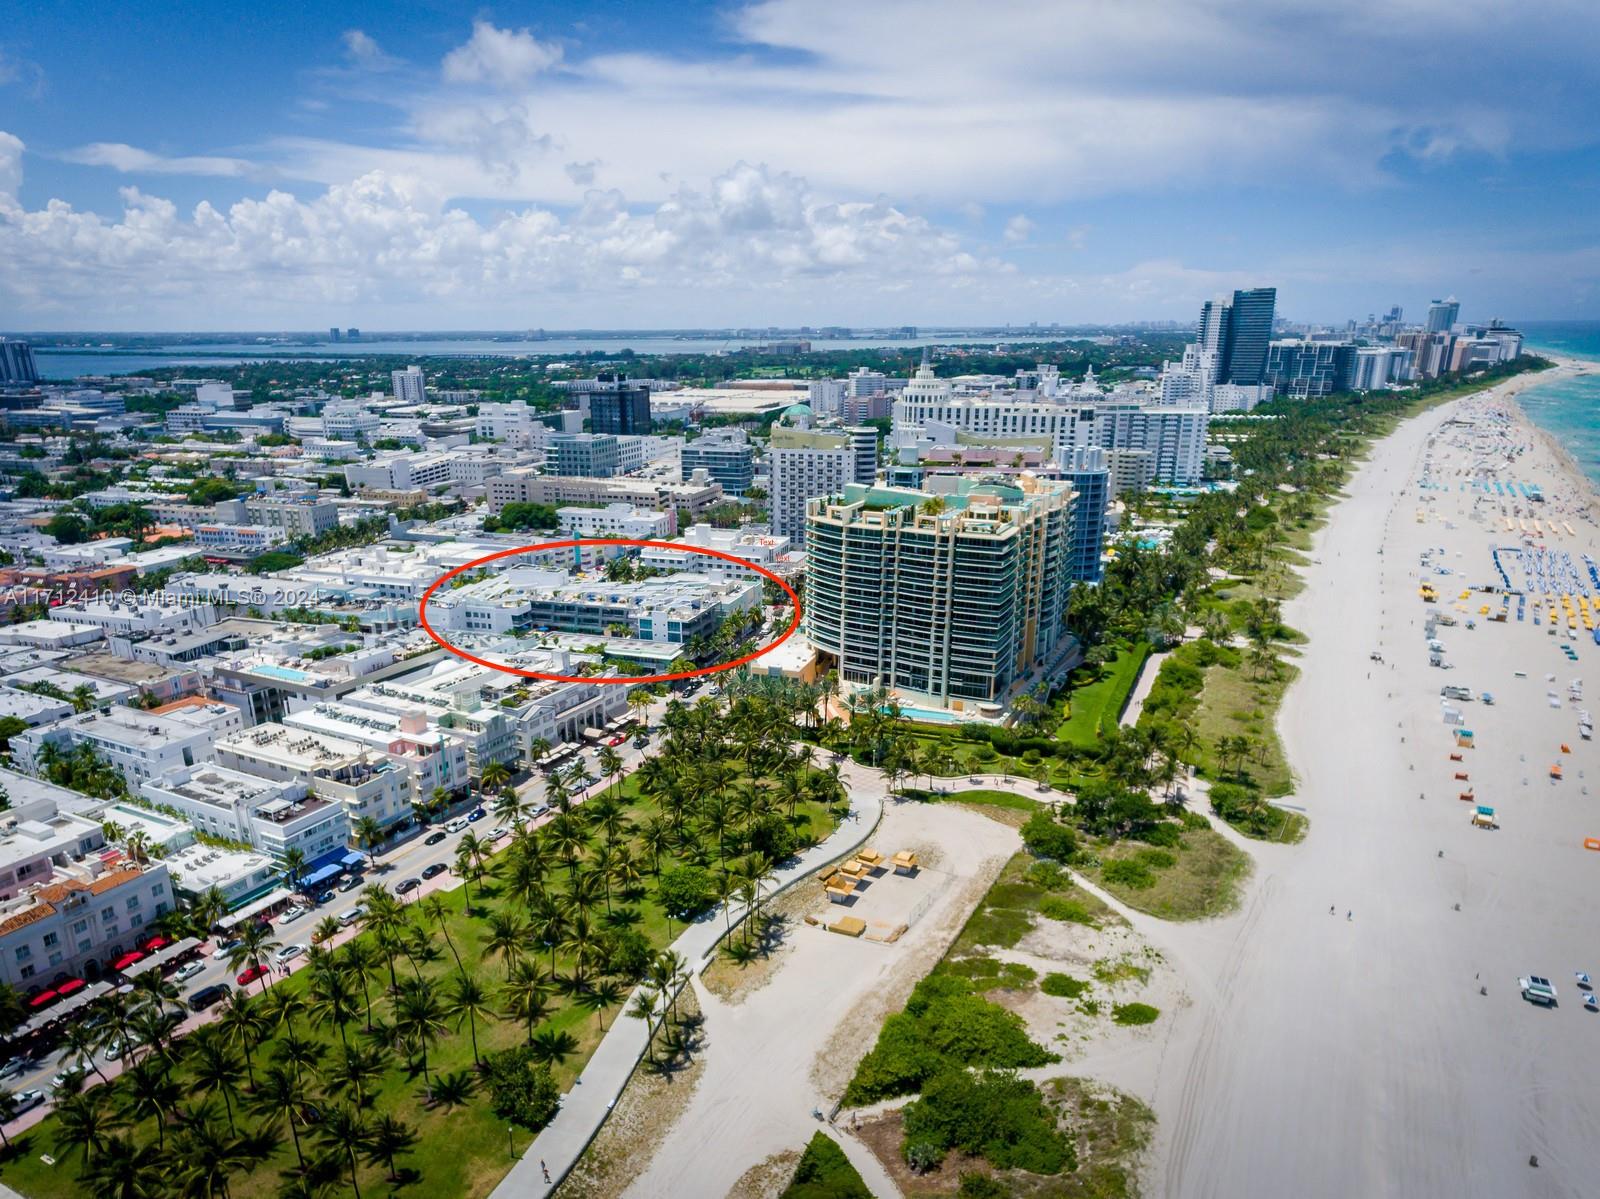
[140,935,169,952]
[56,978,85,997]
[27,990,58,1008]
[112,951,145,971]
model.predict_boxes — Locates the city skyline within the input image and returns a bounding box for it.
[2,0,1598,329]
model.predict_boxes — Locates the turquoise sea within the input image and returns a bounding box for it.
[1512,322,1600,489]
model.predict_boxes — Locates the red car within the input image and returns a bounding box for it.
[607,735,626,746]
[236,964,270,986]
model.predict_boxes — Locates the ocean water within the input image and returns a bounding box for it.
[1513,322,1600,489]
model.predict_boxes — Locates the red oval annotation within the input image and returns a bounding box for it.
[416,539,802,684]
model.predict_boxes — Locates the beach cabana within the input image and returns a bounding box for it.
[891,850,920,876]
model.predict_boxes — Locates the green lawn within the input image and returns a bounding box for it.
[898,787,1043,813]
[1055,643,1151,749]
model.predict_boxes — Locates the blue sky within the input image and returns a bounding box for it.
[3,0,1599,330]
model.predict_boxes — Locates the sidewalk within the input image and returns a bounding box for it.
[490,761,888,1198]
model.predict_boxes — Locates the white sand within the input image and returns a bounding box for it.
[1108,360,1600,1199]
[621,799,1021,1199]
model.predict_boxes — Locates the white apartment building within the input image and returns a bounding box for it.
[392,366,427,405]
[477,403,549,447]
[558,503,675,541]
[214,723,412,831]
[1088,401,1208,485]
[0,799,106,901]
[0,857,175,989]
[15,706,216,788]
[48,598,218,638]
[142,763,350,864]
[195,523,287,553]
[637,525,795,580]
[283,702,469,804]
[341,666,521,776]
[344,451,460,492]
[768,424,857,545]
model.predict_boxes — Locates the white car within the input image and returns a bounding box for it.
[102,1036,139,1061]
[337,906,367,927]
[0,1058,31,1081]
[48,1067,83,1092]
[211,938,240,961]
[274,943,306,965]
[279,906,309,925]
[489,825,510,841]
[173,961,205,984]
[9,1088,44,1115]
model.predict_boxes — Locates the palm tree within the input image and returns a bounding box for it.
[226,920,281,996]
[393,979,449,1094]
[53,1089,123,1166]
[445,973,492,1068]
[308,965,362,1051]
[313,914,343,946]
[501,960,551,1044]
[480,760,512,797]
[186,1026,245,1134]
[248,1062,312,1169]
[481,911,528,977]
[171,1103,250,1199]
[317,1104,373,1199]
[77,1134,164,1198]
[353,815,385,868]
[627,987,663,1065]
[117,1058,182,1148]
[70,683,97,714]
[326,1043,386,1110]
[272,1027,324,1090]
[188,887,228,940]
[59,1016,113,1086]
[363,1113,419,1183]
[579,978,624,1030]
[455,838,484,909]
[281,846,308,894]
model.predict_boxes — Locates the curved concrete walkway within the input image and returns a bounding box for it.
[491,761,889,1198]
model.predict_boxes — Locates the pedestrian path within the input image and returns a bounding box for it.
[491,761,889,1198]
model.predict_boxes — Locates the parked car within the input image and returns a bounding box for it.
[173,961,205,984]
[337,906,368,927]
[49,1067,84,1092]
[0,1057,33,1082]
[466,807,487,823]
[488,825,510,841]
[607,734,626,746]
[236,965,270,987]
[211,938,241,961]
[102,1035,141,1061]
[425,830,448,846]
[527,802,551,819]
[10,1088,45,1115]
[312,889,335,906]
[279,906,308,925]
[274,943,306,965]
[338,875,364,892]
[188,983,231,1012]
[394,877,421,896]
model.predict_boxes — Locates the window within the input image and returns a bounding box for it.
[41,932,57,948]
[13,946,29,963]
[71,919,87,935]
[101,909,115,923]
[19,964,33,980]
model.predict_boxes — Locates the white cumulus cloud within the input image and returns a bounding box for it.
[442,21,562,89]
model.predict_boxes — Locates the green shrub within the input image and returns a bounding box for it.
[1039,973,1090,999]
[1101,859,1156,889]
[783,1131,873,1199]
[1135,848,1176,870]
[958,1173,1012,1198]
[1112,1002,1161,1026]
[846,975,1058,1104]
[656,864,715,918]
[1179,810,1210,830]
[901,1069,1074,1175]
[482,1046,561,1130]
[1038,895,1096,925]
[1020,811,1077,862]
[1131,821,1182,847]
[1024,860,1069,890]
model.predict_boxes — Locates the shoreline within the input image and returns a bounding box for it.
[1124,362,1600,1199]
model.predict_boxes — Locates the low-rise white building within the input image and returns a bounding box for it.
[283,702,469,805]
[214,723,411,831]
[15,706,216,788]
[142,763,349,864]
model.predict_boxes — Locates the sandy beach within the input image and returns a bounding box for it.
[1100,356,1600,1199]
